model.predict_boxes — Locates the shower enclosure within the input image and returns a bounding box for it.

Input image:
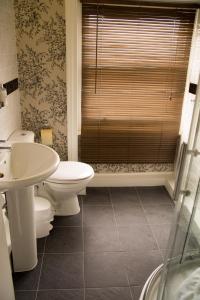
[140,81,200,300]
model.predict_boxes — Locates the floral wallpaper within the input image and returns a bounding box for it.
[14,0,67,160]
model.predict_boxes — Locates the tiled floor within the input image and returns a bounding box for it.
[13,186,174,300]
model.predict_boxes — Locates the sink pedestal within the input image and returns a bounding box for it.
[6,186,37,272]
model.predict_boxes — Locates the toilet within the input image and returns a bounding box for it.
[43,161,94,215]
[8,130,94,216]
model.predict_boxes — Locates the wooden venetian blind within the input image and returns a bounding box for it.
[80,4,195,164]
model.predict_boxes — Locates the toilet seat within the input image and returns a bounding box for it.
[46,161,94,184]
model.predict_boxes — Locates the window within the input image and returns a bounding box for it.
[80,3,195,163]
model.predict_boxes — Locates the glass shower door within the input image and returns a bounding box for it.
[157,111,200,300]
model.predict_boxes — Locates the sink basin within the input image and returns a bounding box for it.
[0,142,60,192]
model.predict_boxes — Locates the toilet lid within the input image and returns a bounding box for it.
[46,161,94,183]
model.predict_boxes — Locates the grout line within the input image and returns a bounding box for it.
[18,286,133,291]
[42,251,84,255]
[81,196,86,300]
[135,187,165,262]
[15,289,37,292]
[42,238,46,253]
[83,204,112,206]
[136,187,174,261]
[135,187,150,225]
[39,250,131,255]
[108,188,121,250]
[82,285,134,290]
[34,288,84,291]
[127,280,135,300]
[16,285,139,292]
[148,223,166,262]
[108,188,134,300]
[34,237,47,300]
[53,225,82,227]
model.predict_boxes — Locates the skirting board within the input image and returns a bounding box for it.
[165,176,175,198]
[88,172,174,187]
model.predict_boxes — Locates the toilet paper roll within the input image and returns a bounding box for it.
[40,128,53,146]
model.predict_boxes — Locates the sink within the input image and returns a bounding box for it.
[0,142,60,273]
[0,142,60,192]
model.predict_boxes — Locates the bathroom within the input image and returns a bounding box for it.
[1,0,200,299]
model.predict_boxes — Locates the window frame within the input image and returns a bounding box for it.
[65,0,82,161]
[66,0,199,164]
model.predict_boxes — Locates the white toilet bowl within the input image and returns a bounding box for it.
[43,161,94,216]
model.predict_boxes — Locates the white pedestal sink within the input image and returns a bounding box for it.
[0,142,60,299]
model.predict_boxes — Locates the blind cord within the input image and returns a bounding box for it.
[95,4,99,94]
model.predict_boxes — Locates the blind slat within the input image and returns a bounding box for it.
[80,4,194,163]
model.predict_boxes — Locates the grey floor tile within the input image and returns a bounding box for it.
[87,187,109,195]
[83,187,111,206]
[13,186,174,296]
[53,214,82,227]
[114,205,147,226]
[37,289,84,300]
[83,206,115,227]
[85,252,128,287]
[118,224,158,251]
[131,286,143,300]
[39,253,84,289]
[84,226,120,252]
[85,287,133,300]
[37,237,46,254]
[45,227,83,253]
[143,205,174,225]
[151,224,171,249]
[13,255,42,291]
[137,186,172,206]
[125,250,163,286]
[15,291,36,300]
[110,187,140,206]
[110,187,135,194]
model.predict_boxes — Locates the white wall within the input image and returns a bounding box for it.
[0,0,21,140]
[180,10,200,143]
